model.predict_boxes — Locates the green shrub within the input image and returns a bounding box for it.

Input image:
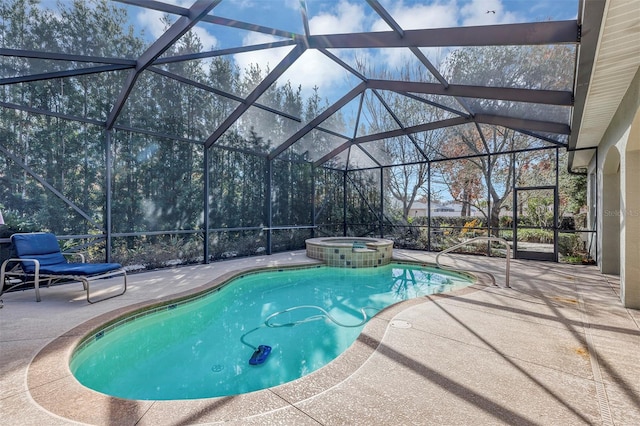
[563,255,583,264]
[558,233,582,256]
[431,216,487,228]
[516,229,554,243]
[499,215,513,228]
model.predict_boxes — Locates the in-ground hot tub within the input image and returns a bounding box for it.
[305,237,394,268]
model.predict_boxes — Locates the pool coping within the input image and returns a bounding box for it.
[27,259,492,424]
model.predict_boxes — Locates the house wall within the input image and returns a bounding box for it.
[591,68,640,308]
[624,106,640,308]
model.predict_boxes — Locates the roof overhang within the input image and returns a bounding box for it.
[569,0,640,170]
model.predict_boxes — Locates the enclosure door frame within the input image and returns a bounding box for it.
[513,185,558,262]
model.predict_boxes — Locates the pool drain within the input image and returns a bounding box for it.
[211,364,224,373]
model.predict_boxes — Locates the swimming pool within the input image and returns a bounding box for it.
[70,263,474,400]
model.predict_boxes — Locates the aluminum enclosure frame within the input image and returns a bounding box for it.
[0,0,596,264]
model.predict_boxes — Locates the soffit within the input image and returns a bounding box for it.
[571,0,640,168]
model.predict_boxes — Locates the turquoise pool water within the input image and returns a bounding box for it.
[70,264,473,400]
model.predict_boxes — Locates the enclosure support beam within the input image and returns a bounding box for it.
[427,162,432,252]
[269,83,366,161]
[380,167,384,238]
[490,130,496,241]
[203,148,210,264]
[371,89,430,161]
[0,48,137,65]
[475,114,571,135]
[153,40,298,65]
[0,64,133,86]
[0,144,102,231]
[353,117,470,144]
[311,166,316,238]
[106,0,220,130]
[205,44,306,149]
[511,152,517,254]
[265,159,273,255]
[554,147,560,262]
[343,171,348,237]
[105,130,113,263]
[307,20,578,49]
[367,80,573,106]
[0,101,104,126]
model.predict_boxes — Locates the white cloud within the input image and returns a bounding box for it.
[308,1,366,34]
[368,1,458,70]
[231,2,368,98]
[234,32,349,99]
[234,32,292,75]
[135,7,167,40]
[372,0,459,31]
[365,0,520,72]
[135,0,218,50]
[281,49,351,96]
[190,27,218,51]
[460,0,519,26]
[231,0,260,9]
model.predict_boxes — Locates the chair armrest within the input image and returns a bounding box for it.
[1,258,42,302]
[63,252,86,263]
[1,258,20,274]
[2,258,40,289]
[2,258,40,273]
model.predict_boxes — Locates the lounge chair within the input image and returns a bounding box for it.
[0,232,126,303]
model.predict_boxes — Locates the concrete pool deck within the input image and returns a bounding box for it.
[1,250,639,425]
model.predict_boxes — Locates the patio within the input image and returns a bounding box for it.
[1,251,638,425]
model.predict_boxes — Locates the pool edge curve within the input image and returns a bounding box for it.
[27,257,490,424]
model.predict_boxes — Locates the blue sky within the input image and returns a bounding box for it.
[37,1,580,51]
[34,1,578,99]
[125,0,578,95]
[28,1,578,187]
[131,0,579,47]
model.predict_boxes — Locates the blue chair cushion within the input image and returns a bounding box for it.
[39,262,122,276]
[11,233,122,275]
[12,233,66,273]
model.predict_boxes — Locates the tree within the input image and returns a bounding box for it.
[432,44,574,232]
[434,124,539,232]
[356,61,443,220]
[1,0,146,234]
[558,150,588,228]
[433,132,486,217]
